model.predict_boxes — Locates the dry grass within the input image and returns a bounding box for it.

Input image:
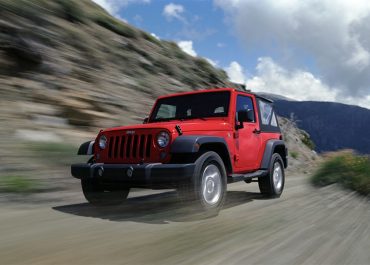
[311,150,370,195]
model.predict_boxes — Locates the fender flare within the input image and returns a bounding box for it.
[77,141,95,155]
[260,139,287,169]
[170,135,232,172]
[170,135,228,154]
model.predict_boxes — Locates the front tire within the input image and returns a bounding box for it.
[177,151,227,214]
[258,153,285,198]
[81,178,130,206]
[81,158,130,206]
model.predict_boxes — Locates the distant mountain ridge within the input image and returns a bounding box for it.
[272,99,370,154]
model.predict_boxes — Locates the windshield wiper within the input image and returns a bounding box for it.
[152,117,184,122]
[179,116,207,121]
[153,116,211,122]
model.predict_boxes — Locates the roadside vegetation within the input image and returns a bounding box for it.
[311,151,370,196]
[301,132,315,150]
[0,175,40,193]
[290,151,299,159]
[0,141,81,193]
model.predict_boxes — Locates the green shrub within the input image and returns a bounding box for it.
[194,58,228,85]
[301,132,315,150]
[0,175,40,193]
[93,14,137,38]
[26,142,78,166]
[311,151,370,195]
[290,151,299,159]
[56,0,85,23]
[142,32,161,45]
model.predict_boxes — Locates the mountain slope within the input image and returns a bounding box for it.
[0,0,231,130]
[274,100,370,154]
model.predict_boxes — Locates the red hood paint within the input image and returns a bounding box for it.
[102,118,232,134]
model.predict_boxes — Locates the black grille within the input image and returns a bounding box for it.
[108,134,152,160]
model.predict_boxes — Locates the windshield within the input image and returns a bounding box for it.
[150,91,230,122]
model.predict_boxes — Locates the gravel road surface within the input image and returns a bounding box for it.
[1,172,369,265]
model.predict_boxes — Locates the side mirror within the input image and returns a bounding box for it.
[236,110,254,129]
[143,117,149,124]
[238,109,254,123]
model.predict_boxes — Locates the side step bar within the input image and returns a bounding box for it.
[227,170,268,184]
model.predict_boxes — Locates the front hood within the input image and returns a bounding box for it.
[102,119,232,134]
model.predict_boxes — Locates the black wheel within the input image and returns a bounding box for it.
[177,151,227,214]
[81,158,130,206]
[258,153,285,197]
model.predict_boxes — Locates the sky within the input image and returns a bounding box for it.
[92,0,370,109]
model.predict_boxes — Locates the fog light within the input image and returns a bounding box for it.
[97,167,104,177]
[126,166,133,178]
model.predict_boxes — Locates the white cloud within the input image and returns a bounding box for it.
[247,57,337,102]
[177,41,197,57]
[92,0,150,16]
[246,57,370,109]
[225,61,246,84]
[163,3,185,22]
[205,58,218,67]
[215,0,370,105]
[151,33,160,40]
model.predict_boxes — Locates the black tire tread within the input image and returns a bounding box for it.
[258,153,285,198]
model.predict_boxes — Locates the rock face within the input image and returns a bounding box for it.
[0,0,231,132]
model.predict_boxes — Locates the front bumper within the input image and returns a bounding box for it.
[71,163,195,188]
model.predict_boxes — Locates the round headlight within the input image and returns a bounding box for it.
[157,131,170,148]
[99,135,107,149]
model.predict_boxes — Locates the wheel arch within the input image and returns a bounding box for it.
[77,141,95,155]
[260,139,288,169]
[170,136,233,174]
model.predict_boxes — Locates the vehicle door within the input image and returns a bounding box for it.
[234,94,262,171]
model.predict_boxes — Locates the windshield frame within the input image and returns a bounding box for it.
[149,91,231,123]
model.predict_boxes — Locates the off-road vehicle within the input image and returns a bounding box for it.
[71,88,288,213]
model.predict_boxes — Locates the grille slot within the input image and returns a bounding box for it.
[132,135,138,157]
[139,135,145,158]
[108,136,114,158]
[120,136,125,158]
[114,136,120,158]
[108,133,152,160]
[146,135,152,158]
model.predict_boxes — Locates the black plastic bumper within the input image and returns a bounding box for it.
[71,163,196,188]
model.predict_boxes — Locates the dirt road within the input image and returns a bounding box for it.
[0,172,369,265]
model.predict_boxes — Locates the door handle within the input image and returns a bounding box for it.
[253,129,261,134]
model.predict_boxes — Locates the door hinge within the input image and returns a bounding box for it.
[234,154,239,161]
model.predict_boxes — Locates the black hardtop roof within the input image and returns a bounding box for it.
[235,88,274,103]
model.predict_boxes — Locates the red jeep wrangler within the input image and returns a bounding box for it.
[71,88,287,213]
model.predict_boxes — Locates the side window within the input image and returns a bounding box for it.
[258,100,272,125]
[258,99,279,129]
[236,95,255,122]
[270,112,278,127]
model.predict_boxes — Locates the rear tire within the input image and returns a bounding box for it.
[258,153,285,198]
[177,151,227,214]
